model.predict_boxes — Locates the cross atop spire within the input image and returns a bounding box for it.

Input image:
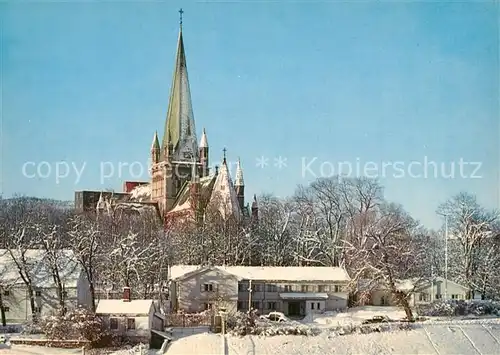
[223,147,227,164]
[179,8,184,28]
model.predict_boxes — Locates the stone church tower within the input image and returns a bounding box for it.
[76,10,256,223]
[149,11,250,222]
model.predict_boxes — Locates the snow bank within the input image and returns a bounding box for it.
[302,306,407,327]
[166,322,500,355]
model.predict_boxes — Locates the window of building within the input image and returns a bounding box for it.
[127,318,136,330]
[419,293,428,301]
[35,291,41,297]
[251,301,260,310]
[317,302,321,310]
[252,283,262,292]
[451,294,460,300]
[237,301,246,310]
[203,303,213,311]
[110,317,118,330]
[267,302,277,310]
[311,303,315,310]
[3,290,9,296]
[3,307,9,312]
[436,294,442,299]
[317,285,326,292]
[203,283,214,292]
[266,284,277,292]
[301,285,309,292]
[333,285,341,293]
[238,282,248,292]
[34,307,42,313]
[284,285,292,292]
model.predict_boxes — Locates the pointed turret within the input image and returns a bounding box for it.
[199,128,209,177]
[161,11,198,161]
[235,158,245,211]
[235,158,244,187]
[151,131,160,164]
[199,128,208,148]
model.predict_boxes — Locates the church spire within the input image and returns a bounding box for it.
[235,157,244,187]
[151,131,160,164]
[161,9,198,160]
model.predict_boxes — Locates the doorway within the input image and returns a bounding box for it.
[288,301,302,316]
[381,296,388,306]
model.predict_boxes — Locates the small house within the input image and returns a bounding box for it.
[96,287,164,343]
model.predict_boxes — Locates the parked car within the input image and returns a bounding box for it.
[260,311,288,323]
[362,315,390,324]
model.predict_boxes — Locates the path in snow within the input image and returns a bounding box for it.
[166,323,500,355]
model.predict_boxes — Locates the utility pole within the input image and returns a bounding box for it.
[437,212,449,301]
[444,214,448,301]
[248,280,252,311]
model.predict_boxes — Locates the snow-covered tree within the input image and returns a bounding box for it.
[344,202,430,320]
[437,192,499,296]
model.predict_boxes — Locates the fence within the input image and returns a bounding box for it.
[165,312,213,327]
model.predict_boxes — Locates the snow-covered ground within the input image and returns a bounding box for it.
[166,307,500,355]
[166,322,500,355]
[302,306,407,327]
[2,307,499,355]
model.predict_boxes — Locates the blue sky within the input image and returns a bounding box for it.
[1,0,498,229]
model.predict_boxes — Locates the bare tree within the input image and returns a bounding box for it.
[437,192,499,295]
[67,213,102,311]
[0,197,45,321]
[253,194,296,266]
[344,202,429,320]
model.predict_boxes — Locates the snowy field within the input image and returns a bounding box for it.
[166,322,500,355]
[2,307,499,355]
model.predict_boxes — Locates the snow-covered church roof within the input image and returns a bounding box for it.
[206,159,242,220]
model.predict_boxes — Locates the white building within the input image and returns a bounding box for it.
[96,287,164,343]
[0,249,92,322]
[169,265,351,317]
[357,277,469,306]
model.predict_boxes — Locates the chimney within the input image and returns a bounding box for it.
[123,287,131,302]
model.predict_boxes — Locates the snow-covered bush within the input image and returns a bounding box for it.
[107,343,149,355]
[328,322,414,336]
[40,306,104,342]
[417,300,500,317]
[20,321,43,335]
[226,310,258,336]
[226,310,320,337]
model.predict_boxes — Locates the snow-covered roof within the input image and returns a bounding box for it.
[170,265,351,282]
[0,249,81,288]
[113,202,158,217]
[169,175,216,214]
[95,299,154,315]
[357,277,468,293]
[199,128,208,148]
[129,184,151,202]
[206,160,242,220]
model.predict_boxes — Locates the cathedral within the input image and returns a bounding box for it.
[74,11,257,226]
